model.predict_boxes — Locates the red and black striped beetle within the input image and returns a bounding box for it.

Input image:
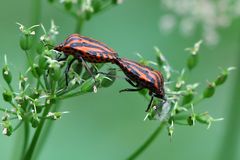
[115,58,165,112]
[54,34,118,85]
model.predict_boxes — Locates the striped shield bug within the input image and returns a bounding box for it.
[54,34,118,85]
[115,58,165,112]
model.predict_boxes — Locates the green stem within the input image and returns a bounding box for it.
[32,103,59,160]
[217,34,240,160]
[21,120,29,159]
[13,121,23,131]
[57,90,85,100]
[7,83,14,93]
[0,107,17,115]
[39,79,46,90]
[126,122,166,160]
[75,16,85,33]
[25,51,33,67]
[23,103,52,160]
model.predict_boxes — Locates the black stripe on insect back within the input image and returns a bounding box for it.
[70,42,109,53]
[125,60,163,89]
[126,62,155,84]
[124,64,155,84]
[88,50,103,59]
[81,36,113,52]
[65,37,81,44]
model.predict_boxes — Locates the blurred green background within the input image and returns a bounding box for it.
[0,0,239,160]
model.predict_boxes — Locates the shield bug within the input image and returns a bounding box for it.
[115,58,165,112]
[54,34,118,85]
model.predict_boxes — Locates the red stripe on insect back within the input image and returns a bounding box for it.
[120,58,162,89]
[115,58,165,99]
[81,36,116,53]
[133,61,163,90]
[64,34,117,55]
[54,34,119,63]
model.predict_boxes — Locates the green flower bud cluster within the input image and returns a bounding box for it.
[0,23,118,136]
[17,23,39,51]
[141,41,233,138]
[48,0,123,22]
[186,40,202,70]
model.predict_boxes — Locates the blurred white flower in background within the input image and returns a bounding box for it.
[159,0,240,45]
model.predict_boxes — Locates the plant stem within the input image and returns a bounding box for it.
[75,16,84,33]
[217,34,240,160]
[21,119,29,159]
[126,122,166,160]
[23,102,52,160]
[32,103,59,160]
[57,90,85,100]
[0,107,17,115]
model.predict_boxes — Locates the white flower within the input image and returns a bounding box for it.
[159,14,176,33]
[159,0,238,45]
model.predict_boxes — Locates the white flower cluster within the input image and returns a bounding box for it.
[159,0,240,45]
[79,0,93,14]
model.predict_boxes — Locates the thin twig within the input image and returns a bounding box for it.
[126,122,166,160]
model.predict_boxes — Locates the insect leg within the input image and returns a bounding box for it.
[65,58,76,86]
[119,87,143,93]
[80,57,97,83]
[145,94,155,112]
[125,77,138,87]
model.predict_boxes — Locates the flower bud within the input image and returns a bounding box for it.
[112,0,124,4]
[51,67,61,81]
[203,82,215,98]
[85,10,93,20]
[16,108,23,120]
[175,80,185,91]
[47,57,62,81]
[2,121,13,136]
[187,115,195,126]
[80,78,96,93]
[34,64,44,77]
[64,1,72,10]
[2,90,12,102]
[31,115,40,128]
[215,72,227,86]
[38,54,49,70]
[36,42,45,55]
[19,34,34,51]
[47,111,68,120]
[19,74,27,90]
[36,105,43,114]
[187,54,198,70]
[92,0,101,12]
[168,121,174,138]
[181,91,194,106]
[2,114,9,121]
[48,0,54,3]
[29,64,39,78]
[2,65,12,84]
